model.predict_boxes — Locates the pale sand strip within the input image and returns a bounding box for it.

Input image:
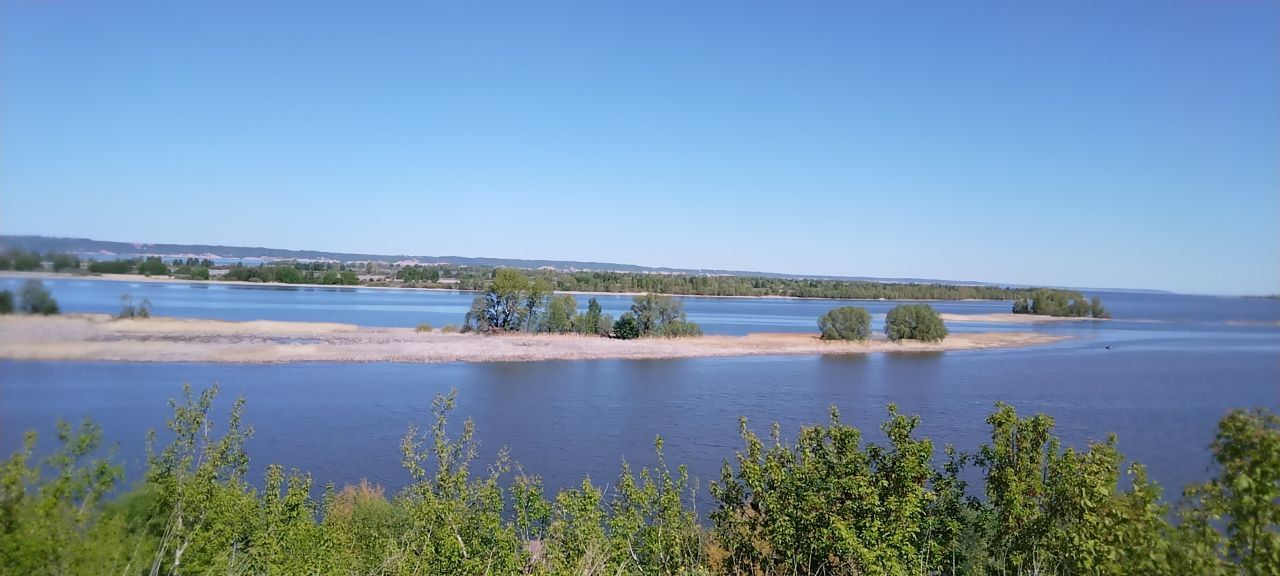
[0,315,1066,364]
[938,313,1106,324]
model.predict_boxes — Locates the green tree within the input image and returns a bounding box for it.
[817,306,871,341]
[612,314,641,340]
[87,260,132,274]
[9,251,42,272]
[19,280,58,315]
[0,291,12,314]
[1178,408,1280,575]
[884,304,948,342]
[629,294,701,337]
[1012,297,1030,314]
[544,294,578,333]
[579,297,604,335]
[49,253,80,272]
[137,257,170,277]
[465,269,540,332]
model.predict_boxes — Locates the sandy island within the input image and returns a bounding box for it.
[0,314,1065,364]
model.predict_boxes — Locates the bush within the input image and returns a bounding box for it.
[8,250,41,271]
[884,304,948,342]
[50,253,80,272]
[19,280,58,315]
[137,257,170,277]
[0,290,12,314]
[415,323,433,333]
[116,294,152,319]
[0,386,1276,575]
[613,314,641,340]
[817,306,871,341]
[88,260,133,274]
[440,325,459,333]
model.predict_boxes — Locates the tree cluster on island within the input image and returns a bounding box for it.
[1012,288,1110,318]
[1,384,1274,575]
[819,304,948,342]
[461,269,701,338]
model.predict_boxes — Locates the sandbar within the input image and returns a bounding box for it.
[0,314,1066,364]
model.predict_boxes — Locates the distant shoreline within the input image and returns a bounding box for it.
[0,270,1012,303]
[0,314,1067,364]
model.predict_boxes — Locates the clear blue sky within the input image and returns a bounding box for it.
[2,1,1276,294]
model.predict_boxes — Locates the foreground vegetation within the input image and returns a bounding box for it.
[2,386,1275,576]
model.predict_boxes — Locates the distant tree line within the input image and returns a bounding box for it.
[1013,289,1109,318]
[222,263,359,285]
[0,250,80,272]
[1,385,1275,575]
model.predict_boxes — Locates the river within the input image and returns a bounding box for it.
[1,277,1277,505]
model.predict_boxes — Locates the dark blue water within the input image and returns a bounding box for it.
[1,276,1277,505]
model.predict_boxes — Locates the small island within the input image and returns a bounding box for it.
[1012,289,1110,319]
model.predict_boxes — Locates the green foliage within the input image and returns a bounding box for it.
[464,269,543,332]
[1,387,1275,575]
[883,304,948,342]
[532,269,1032,300]
[612,313,641,340]
[49,253,80,272]
[0,291,12,315]
[1178,408,1280,575]
[818,306,871,341]
[1014,289,1110,318]
[629,293,702,337]
[116,294,152,319]
[397,265,441,283]
[579,298,608,336]
[6,250,42,271]
[440,324,459,333]
[137,256,170,277]
[415,323,433,333]
[544,294,578,333]
[87,260,132,274]
[176,265,210,280]
[19,280,58,315]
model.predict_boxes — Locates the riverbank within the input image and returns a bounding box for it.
[0,271,1009,302]
[0,314,1065,364]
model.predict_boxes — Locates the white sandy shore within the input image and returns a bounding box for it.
[0,315,1066,364]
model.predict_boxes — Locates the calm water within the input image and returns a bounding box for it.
[1,277,1278,504]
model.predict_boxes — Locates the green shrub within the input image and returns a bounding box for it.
[884,304,948,342]
[0,290,12,314]
[612,314,641,339]
[87,260,133,274]
[415,323,432,333]
[440,324,459,333]
[137,257,170,277]
[19,280,58,315]
[0,387,1275,575]
[817,306,871,340]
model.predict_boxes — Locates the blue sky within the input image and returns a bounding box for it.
[2,1,1276,294]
